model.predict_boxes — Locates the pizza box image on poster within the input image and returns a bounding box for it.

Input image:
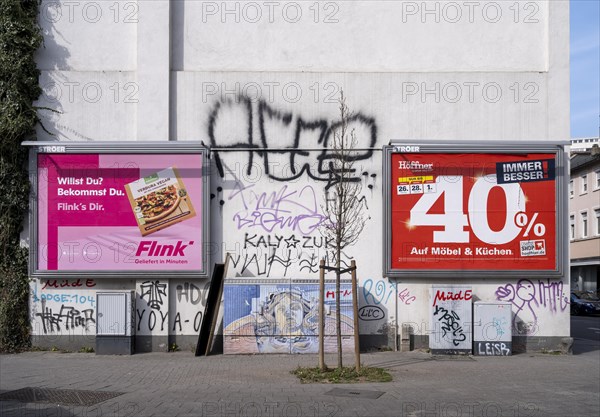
[124,167,196,236]
[383,142,567,278]
[25,142,210,278]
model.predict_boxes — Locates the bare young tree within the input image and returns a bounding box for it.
[320,90,368,370]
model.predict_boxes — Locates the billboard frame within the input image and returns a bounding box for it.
[23,141,211,279]
[383,140,569,279]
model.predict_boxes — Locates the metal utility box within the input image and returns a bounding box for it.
[473,301,512,356]
[429,285,473,355]
[96,291,135,355]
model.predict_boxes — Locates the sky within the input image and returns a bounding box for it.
[570,0,600,138]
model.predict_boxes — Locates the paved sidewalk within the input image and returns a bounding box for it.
[1,341,599,417]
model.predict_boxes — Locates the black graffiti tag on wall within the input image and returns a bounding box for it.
[36,305,95,334]
[207,97,378,189]
[136,308,168,332]
[140,280,167,310]
[358,305,386,321]
[137,281,210,333]
[228,244,353,277]
[172,281,210,333]
[433,305,467,347]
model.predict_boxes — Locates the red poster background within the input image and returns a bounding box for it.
[390,153,557,271]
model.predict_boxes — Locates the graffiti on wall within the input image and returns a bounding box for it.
[398,288,417,305]
[495,279,569,335]
[358,305,385,321]
[229,183,328,235]
[35,305,95,334]
[42,279,96,289]
[361,279,418,310]
[140,280,167,310]
[215,158,358,278]
[207,97,378,189]
[171,281,209,334]
[136,280,210,334]
[223,283,354,354]
[136,280,168,333]
[31,279,97,335]
[357,278,395,340]
[206,95,376,280]
[362,278,397,306]
[227,235,352,278]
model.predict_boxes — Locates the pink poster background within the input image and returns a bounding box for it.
[37,153,204,271]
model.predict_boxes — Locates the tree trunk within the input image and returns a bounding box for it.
[351,260,360,372]
[336,248,342,369]
[319,260,325,371]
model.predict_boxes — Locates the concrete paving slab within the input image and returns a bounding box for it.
[1,347,598,417]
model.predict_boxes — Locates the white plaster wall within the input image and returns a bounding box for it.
[173,0,548,72]
[36,0,136,71]
[36,71,137,141]
[173,71,552,142]
[31,0,571,347]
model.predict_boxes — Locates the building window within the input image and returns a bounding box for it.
[581,211,588,238]
[595,209,600,236]
[570,215,575,240]
[581,175,588,193]
[595,170,600,190]
[569,180,574,197]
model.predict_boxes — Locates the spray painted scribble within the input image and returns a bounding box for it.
[42,279,96,289]
[140,280,167,310]
[227,247,351,278]
[172,281,209,333]
[230,183,328,234]
[31,279,97,335]
[36,305,95,334]
[207,97,378,189]
[495,279,569,335]
[398,288,417,305]
[433,305,467,347]
[363,278,397,306]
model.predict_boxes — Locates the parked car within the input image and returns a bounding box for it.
[570,291,600,316]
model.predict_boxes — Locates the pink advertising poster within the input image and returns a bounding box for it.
[37,153,204,272]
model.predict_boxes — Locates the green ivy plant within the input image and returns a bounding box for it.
[0,0,43,352]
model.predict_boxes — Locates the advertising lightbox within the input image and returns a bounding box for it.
[383,141,567,278]
[26,142,210,278]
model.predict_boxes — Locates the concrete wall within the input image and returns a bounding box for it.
[30,0,571,352]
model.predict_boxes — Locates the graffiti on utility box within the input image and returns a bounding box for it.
[430,285,472,354]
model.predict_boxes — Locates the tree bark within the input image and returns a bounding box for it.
[351,260,360,372]
[319,259,325,371]
[336,248,342,369]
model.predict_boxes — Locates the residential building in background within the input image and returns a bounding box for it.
[569,140,600,291]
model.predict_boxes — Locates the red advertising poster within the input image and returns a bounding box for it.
[36,153,205,274]
[390,152,557,271]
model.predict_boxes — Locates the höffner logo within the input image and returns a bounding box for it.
[398,160,434,172]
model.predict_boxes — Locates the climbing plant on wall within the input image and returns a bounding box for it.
[0,0,43,352]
